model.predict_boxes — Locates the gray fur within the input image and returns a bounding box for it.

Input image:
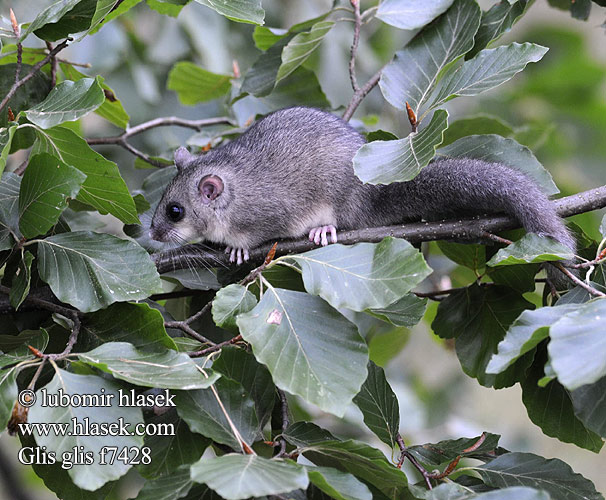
[151,107,575,286]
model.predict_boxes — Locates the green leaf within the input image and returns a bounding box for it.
[432,284,534,387]
[376,0,455,30]
[9,251,34,310]
[436,135,559,195]
[275,21,334,83]
[282,421,338,448]
[25,77,105,129]
[571,376,606,438]
[237,287,368,417]
[193,0,265,25]
[353,361,400,448]
[438,241,486,270]
[307,466,372,500]
[21,0,91,41]
[353,109,448,184]
[83,302,177,350]
[408,433,502,467]
[212,346,275,429]
[521,349,603,453]
[240,38,291,97]
[253,26,288,50]
[60,65,130,129]
[89,0,142,34]
[31,125,139,224]
[78,342,219,389]
[147,0,190,17]
[487,234,574,267]
[486,304,577,375]
[487,264,540,293]
[0,64,52,129]
[379,0,481,114]
[212,284,257,331]
[474,452,602,500]
[37,231,162,312]
[286,238,432,312]
[368,328,410,367]
[468,0,532,58]
[138,409,210,478]
[367,293,427,328]
[174,377,259,450]
[190,454,308,500]
[136,465,194,500]
[301,440,409,499]
[29,369,143,490]
[0,124,17,174]
[0,366,17,431]
[441,115,514,147]
[167,62,232,105]
[430,43,548,109]
[549,299,606,390]
[18,153,86,239]
[0,172,21,249]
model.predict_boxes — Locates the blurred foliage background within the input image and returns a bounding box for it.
[1,0,605,497]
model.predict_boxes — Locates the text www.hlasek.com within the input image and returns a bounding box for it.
[18,418,175,437]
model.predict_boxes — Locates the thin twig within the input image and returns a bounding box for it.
[348,0,362,92]
[9,9,21,86]
[45,42,57,87]
[396,434,432,489]
[275,389,290,458]
[0,38,71,113]
[189,335,243,358]
[552,262,606,297]
[342,66,384,121]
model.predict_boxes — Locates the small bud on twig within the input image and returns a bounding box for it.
[7,107,15,122]
[10,8,20,38]
[232,60,241,78]
[406,101,417,132]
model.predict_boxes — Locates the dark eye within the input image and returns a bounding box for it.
[166,203,185,222]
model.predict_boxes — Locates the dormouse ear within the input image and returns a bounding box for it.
[174,147,194,172]
[199,175,224,204]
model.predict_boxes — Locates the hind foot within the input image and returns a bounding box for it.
[224,247,250,265]
[308,225,338,247]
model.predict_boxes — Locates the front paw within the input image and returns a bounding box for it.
[224,246,250,265]
[308,225,338,246]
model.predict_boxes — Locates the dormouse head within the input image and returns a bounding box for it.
[149,147,229,245]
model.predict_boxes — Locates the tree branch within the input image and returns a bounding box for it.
[152,185,606,273]
[342,67,383,122]
[348,0,362,93]
[0,38,71,114]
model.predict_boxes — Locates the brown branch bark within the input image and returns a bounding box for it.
[152,185,606,274]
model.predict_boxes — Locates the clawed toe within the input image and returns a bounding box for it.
[308,225,338,247]
[226,247,250,265]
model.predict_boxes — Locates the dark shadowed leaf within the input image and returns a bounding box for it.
[174,377,259,450]
[37,231,162,312]
[286,238,432,312]
[237,287,368,417]
[9,250,34,310]
[18,153,86,238]
[473,452,602,500]
[138,409,210,478]
[407,433,501,467]
[353,361,399,448]
[441,115,514,147]
[432,284,534,387]
[0,172,21,249]
[570,376,606,438]
[521,350,603,453]
[78,342,218,389]
[353,109,448,185]
[0,366,17,431]
[367,293,427,328]
[82,302,177,350]
[190,454,308,500]
[379,0,480,114]
[136,465,194,500]
[301,440,409,499]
